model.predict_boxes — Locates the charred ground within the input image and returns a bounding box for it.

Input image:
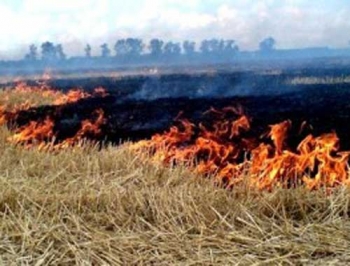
[6,67,350,150]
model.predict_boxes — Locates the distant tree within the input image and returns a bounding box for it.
[114,39,128,56]
[100,43,111,57]
[25,44,38,61]
[127,38,144,57]
[84,44,92,58]
[149,39,164,57]
[163,42,181,56]
[183,41,196,55]
[199,39,239,61]
[114,38,143,57]
[41,42,57,61]
[224,40,239,54]
[55,44,66,60]
[200,39,224,55]
[200,39,211,54]
[218,39,226,52]
[259,37,276,53]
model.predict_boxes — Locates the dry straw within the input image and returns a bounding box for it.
[1,87,350,265]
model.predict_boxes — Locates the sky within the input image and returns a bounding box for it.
[0,0,350,59]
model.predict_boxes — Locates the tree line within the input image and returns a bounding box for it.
[24,37,276,62]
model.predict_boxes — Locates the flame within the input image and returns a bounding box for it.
[269,120,291,155]
[8,117,55,147]
[0,105,7,125]
[53,89,91,105]
[7,109,106,151]
[0,82,108,126]
[55,109,106,149]
[1,82,108,150]
[131,107,350,190]
[2,81,350,190]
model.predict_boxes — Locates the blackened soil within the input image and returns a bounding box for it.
[10,81,350,150]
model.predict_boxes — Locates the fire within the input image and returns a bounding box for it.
[52,89,91,105]
[10,82,106,106]
[55,109,106,149]
[8,116,55,148]
[0,106,7,125]
[0,81,108,124]
[1,82,108,150]
[2,80,350,190]
[269,120,291,155]
[131,107,350,190]
[8,109,106,151]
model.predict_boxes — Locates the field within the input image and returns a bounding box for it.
[1,69,350,264]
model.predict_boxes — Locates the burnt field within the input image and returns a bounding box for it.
[7,68,350,149]
[3,68,350,264]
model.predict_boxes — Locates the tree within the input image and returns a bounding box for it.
[25,44,38,61]
[41,42,57,61]
[200,39,221,56]
[149,39,164,57]
[224,40,239,54]
[199,39,239,61]
[84,44,92,58]
[183,41,196,55]
[210,39,222,53]
[259,37,276,53]
[163,42,181,56]
[100,43,111,57]
[127,38,143,57]
[114,39,128,56]
[114,38,144,57]
[200,39,223,55]
[55,44,66,60]
[200,39,211,54]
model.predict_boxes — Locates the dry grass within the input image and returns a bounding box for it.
[0,86,59,109]
[1,87,350,265]
[1,125,350,265]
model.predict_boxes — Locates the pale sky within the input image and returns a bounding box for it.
[1,0,350,59]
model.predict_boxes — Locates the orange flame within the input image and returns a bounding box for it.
[2,82,350,191]
[53,89,91,105]
[1,82,108,150]
[56,109,107,149]
[0,82,108,126]
[8,117,55,148]
[7,109,106,151]
[132,107,350,190]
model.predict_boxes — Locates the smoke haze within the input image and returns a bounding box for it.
[0,0,350,59]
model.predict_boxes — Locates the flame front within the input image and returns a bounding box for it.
[2,82,350,190]
[131,107,350,190]
[8,117,55,148]
[0,82,107,127]
[1,82,108,150]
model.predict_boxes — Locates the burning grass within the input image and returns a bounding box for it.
[131,107,350,191]
[1,83,350,264]
[3,83,350,191]
[1,127,350,264]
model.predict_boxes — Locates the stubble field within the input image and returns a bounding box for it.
[1,71,350,265]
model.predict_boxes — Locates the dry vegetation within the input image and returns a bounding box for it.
[288,75,350,85]
[1,87,350,265]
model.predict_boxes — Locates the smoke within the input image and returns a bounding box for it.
[1,0,350,59]
[127,71,298,101]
